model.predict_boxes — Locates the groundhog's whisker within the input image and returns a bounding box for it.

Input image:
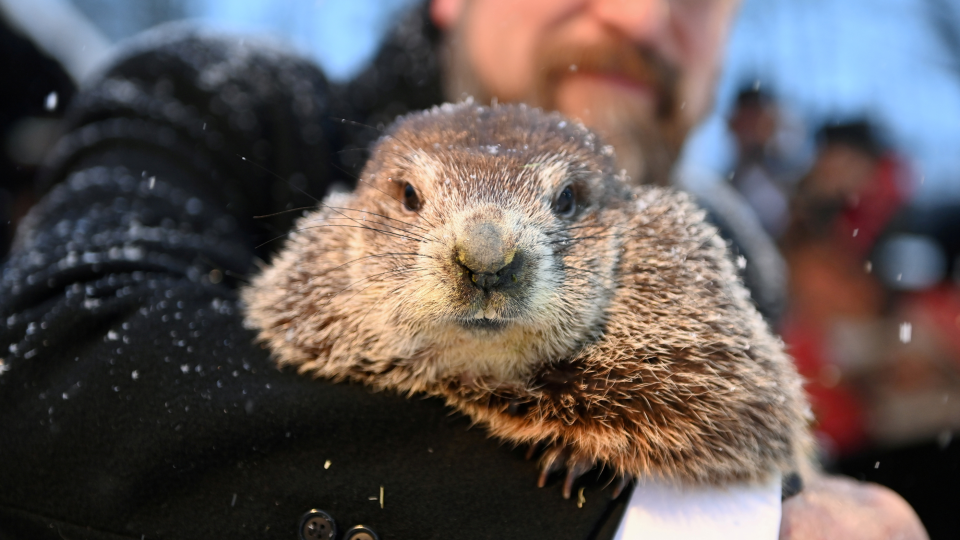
[292,224,429,244]
[318,217,434,243]
[323,252,436,275]
[253,223,418,255]
[321,205,439,239]
[318,215,437,243]
[255,233,291,249]
[321,265,429,309]
[353,271,435,326]
[253,206,317,219]
[336,266,431,317]
[299,256,428,292]
[354,177,439,229]
[310,201,438,243]
[314,148,439,231]
[236,155,325,205]
[329,117,423,161]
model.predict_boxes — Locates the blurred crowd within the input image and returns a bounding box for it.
[725,87,960,473]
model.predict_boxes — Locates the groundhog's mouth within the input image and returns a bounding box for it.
[458,317,509,331]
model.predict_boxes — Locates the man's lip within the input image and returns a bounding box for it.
[568,70,655,97]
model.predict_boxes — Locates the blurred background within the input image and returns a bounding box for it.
[1,0,958,534]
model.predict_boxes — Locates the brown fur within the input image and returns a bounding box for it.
[242,102,812,486]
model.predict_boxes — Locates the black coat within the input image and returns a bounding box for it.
[0,18,639,540]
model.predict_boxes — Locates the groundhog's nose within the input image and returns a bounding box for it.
[456,222,522,292]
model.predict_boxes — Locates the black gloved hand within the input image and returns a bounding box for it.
[40,25,341,250]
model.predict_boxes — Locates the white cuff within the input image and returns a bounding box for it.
[612,474,782,540]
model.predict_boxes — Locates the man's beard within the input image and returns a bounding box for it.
[442,30,689,186]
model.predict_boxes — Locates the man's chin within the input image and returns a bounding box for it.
[546,74,676,185]
[552,72,658,126]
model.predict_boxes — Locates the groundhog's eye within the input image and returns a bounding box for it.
[553,185,577,218]
[402,182,421,212]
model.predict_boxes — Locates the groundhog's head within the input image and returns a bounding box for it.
[245,103,637,388]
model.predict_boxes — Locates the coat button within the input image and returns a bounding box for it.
[343,525,380,540]
[299,509,337,540]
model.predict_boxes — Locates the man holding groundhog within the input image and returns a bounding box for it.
[0,0,926,538]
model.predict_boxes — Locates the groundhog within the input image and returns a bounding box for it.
[242,102,812,499]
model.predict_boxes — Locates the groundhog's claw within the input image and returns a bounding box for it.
[535,444,596,499]
[610,474,633,499]
[562,457,594,499]
[536,445,569,488]
[524,441,541,461]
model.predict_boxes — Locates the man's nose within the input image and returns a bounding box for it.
[589,0,670,43]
